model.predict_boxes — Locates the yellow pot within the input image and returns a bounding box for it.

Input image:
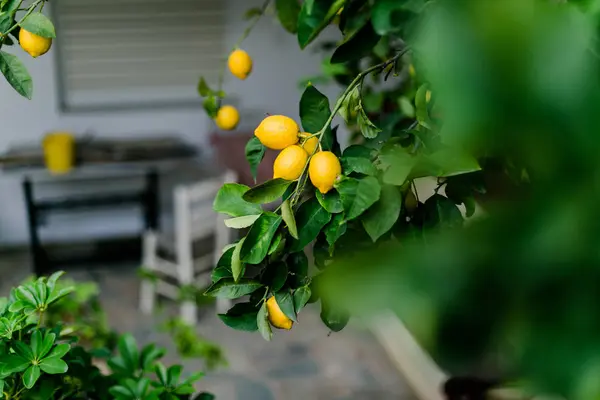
[43,132,75,174]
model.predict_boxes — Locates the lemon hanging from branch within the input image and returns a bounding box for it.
[273,145,308,180]
[215,105,240,130]
[266,296,293,330]
[228,49,253,80]
[300,133,319,155]
[19,29,52,58]
[309,151,342,194]
[254,115,300,150]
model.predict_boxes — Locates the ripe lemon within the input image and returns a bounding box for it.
[309,151,341,194]
[266,296,293,330]
[19,29,52,58]
[254,115,299,150]
[300,134,319,155]
[228,49,253,80]
[215,105,240,130]
[273,145,308,181]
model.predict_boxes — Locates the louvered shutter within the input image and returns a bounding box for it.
[52,0,225,111]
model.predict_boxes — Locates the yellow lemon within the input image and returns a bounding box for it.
[215,105,240,130]
[309,151,341,194]
[254,115,299,150]
[266,296,293,330]
[19,29,52,58]
[228,49,253,80]
[273,145,307,180]
[301,135,319,155]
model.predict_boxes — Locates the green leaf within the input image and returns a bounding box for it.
[422,194,463,230]
[224,215,260,229]
[331,21,381,64]
[338,85,360,123]
[231,238,245,283]
[213,183,262,217]
[0,12,13,34]
[361,185,402,242]
[13,341,34,360]
[287,251,309,288]
[257,302,272,341]
[281,199,298,239]
[39,357,68,374]
[293,286,312,314]
[316,190,343,213]
[357,102,382,139]
[45,343,69,359]
[204,279,263,299]
[341,156,377,176]
[203,95,219,118]
[324,213,347,248]
[39,332,55,358]
[371,0,420,36]
[240,212,282,264]
[117,334,139,371]
[212,248,234,282]
[243,179,292,204]
[1,355,29,374]
[245,137,266,182]
[427,148,481,177]
[398,96,415,118]
[268,232,286,256]
[30,330,43,358]
[19,12,55,38]
[218,303,259,332]
[415,83,432,129]
[343,145,373,159]
[197,77,211,97]
[299,84,331,134]
[379,147,417,186]
[320,298,350,332]
[297,0,346,49]
[22,365,40,389]
[262,261,288,293]
[290,197,332,251]
[335,176,381,220]
[274,291,296,322]
[275,0,301,33]
[2,0,20,12]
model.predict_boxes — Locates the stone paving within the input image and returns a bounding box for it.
[0,255,416,400]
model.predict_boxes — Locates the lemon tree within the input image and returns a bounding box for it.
[201,0,482,341]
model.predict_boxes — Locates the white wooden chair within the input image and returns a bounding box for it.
[139,170,236,325]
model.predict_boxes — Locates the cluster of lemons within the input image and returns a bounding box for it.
[213,49,253,131]
[255,114,342,195]
[19,28,53,58]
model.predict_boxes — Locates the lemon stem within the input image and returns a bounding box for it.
[3,0,45,38]
[289,48,411,206]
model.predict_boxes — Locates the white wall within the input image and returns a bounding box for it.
[0,0,342,245]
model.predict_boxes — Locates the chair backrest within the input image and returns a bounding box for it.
[173,170,236,261]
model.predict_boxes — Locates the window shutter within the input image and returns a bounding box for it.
[52,0,225,111]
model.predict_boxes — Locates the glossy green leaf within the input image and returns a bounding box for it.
[361,185,402,242]
[20,12,55,38]
[357,102,382,139]
[262,261,288,293]
[341,156,377,176]
[293,286,312,314]
[268,232,286,256]
[231,238,245,283]
[243,179,292,204]
[398,96,416,118]
[427,148,481,177]
[45,343,69,359]
[240,212,282,264]
[331,21,381,64]
[197,77,211,96]
[22,365,40,389]
[30,330,43,358]
[379,147,418,186]
[290,197,332,251]
[257,302,272,341]
[2,0,20,12]
[39,357,68,374]
[297,0,346,49]
[0,12,13,34]
[213,183,262,217]
[335,176,381,220]
[276,0,301,33]
[422,194,463,230]
[218,303,259,332]
[204,279,263,299]
[338,85,360,123]
[371,0,421,36]
[203,95,219,118]
[1,355,29,374]
[0,51,32,99]
[275,290,297,321]
[324,213,347,247]
[300,84,331,134]
[287,251,308,288]
[245,137,266,182]
[316,190,344,213]
[212,248,234,282]
[281,199,298,239]
[343,145,373,159]
[224,215,261,229]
